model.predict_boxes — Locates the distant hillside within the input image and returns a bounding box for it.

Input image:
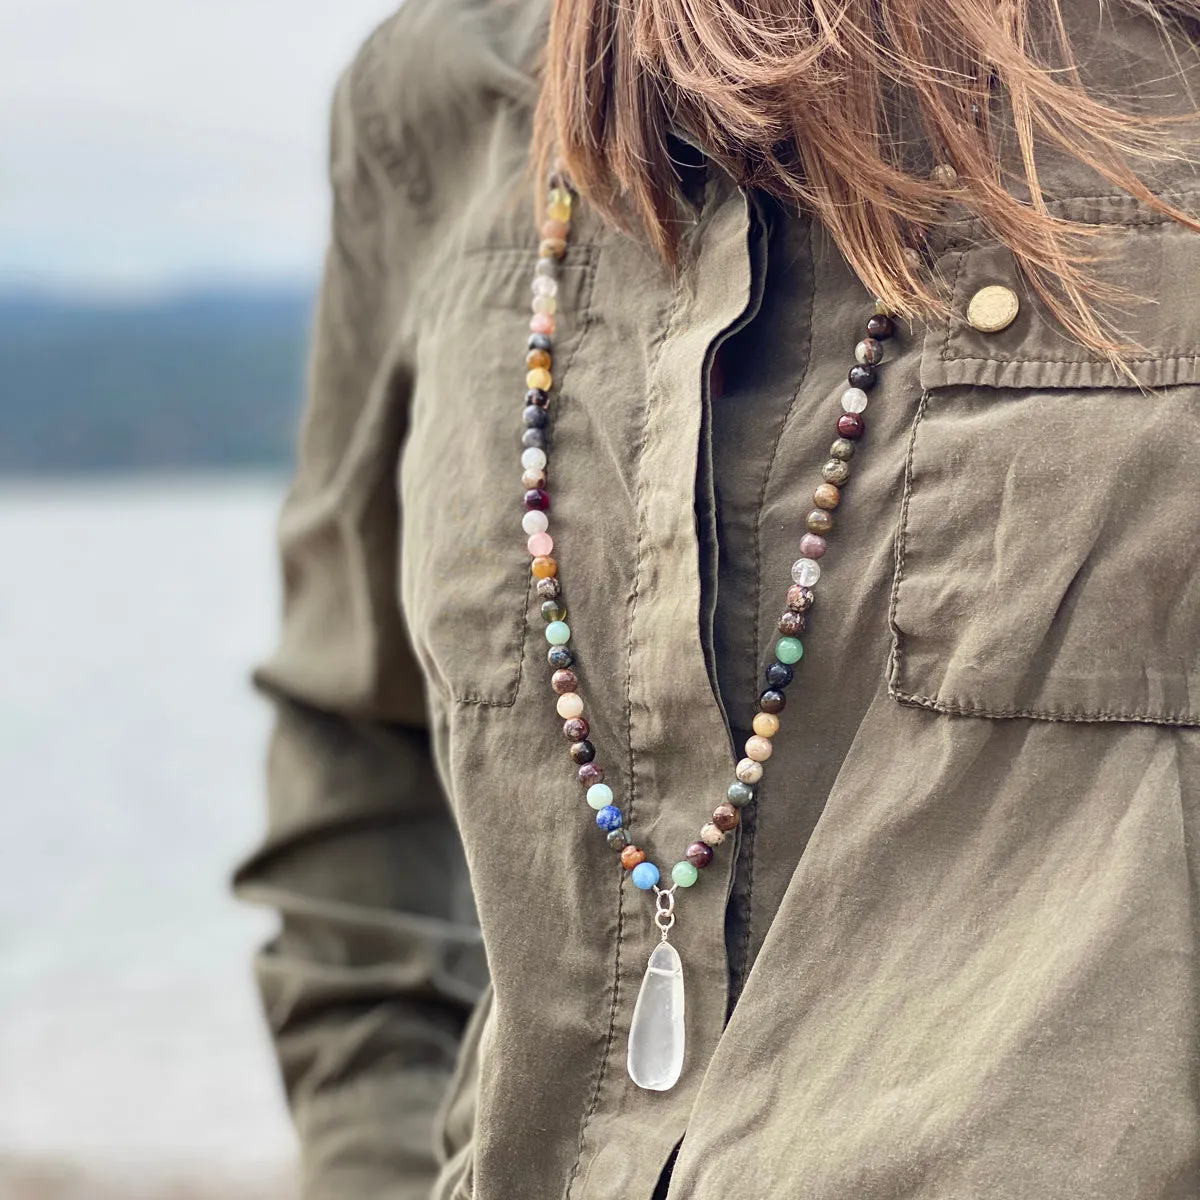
[0,289,315,472]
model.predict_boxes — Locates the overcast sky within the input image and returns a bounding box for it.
[0,0,402,295]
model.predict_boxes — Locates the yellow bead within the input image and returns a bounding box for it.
[752,712,780,738]
[548,186,573,212]
[547,199,572,223]
[526,367,552,392]
[532,294,558,317]
[526,348,551,370]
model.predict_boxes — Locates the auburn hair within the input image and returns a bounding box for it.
[533,0,1200,360]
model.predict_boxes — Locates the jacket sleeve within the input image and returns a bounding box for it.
[233,60,485,1200]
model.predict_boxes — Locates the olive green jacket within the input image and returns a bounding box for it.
[235,1,1200,1196]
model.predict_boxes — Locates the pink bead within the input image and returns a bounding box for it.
[798,533,827,559]
[527,531,554,557]
[530,314,556,336]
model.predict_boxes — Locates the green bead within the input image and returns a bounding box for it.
[545,620,571,645]
[775,636,804,665]
[540,599,567,623]
[671,860,699,888]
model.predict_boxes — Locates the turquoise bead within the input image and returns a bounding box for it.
[671,861,699,888]
[631,862,660,891]
[775,636,804,664]
[586,783,614,810]
[545,620,572,645]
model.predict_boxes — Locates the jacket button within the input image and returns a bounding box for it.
[967,284,1020,332]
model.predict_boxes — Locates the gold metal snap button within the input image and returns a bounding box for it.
[967,285,1020,333]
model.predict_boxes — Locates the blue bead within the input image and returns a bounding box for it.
[631,862,660,891]
[595,805,624,832]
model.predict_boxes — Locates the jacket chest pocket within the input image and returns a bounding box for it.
[889,216,1200,726]
[400,244,598,707]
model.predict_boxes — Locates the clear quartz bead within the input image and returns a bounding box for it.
[791,557,821,587]
[841,386,869,413]
[627,941,685,1091]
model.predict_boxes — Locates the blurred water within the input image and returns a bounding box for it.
[0,476,297,1191]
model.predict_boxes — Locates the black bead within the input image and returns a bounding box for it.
[528,333,554,353]
[526,388,550,408]
[866,314,894,340]
[569,739,596,764]
[765,661,794,689]
[848,364,876,390]
[522,428,547,450]
[758,689,787,714]
[548,645,575,669]
[523,405,548,429]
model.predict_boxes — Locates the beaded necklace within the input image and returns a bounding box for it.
[519,172,895,1092]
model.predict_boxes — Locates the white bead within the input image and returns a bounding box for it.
[556,692,584,719]
[521,447,547,471]
[736,757,764,784]
[840,387,868,413]
[532,275,559,297]
[791,557,821,587]
[522,510,549,535]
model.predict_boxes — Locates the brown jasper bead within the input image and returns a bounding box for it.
[536,577,561,599]
[563,717,590,742]
[526,348,552,370]
[813,483,841,510]
[806,509,833,535]
[686,841,715,869]
[822,458,851,486]
[778,610,806,637]
[829,437,856,461]
[786,584,815,612]
[621,845,647,871]
[578,762,604,786]
[569,739,596,764]
[551,669,578,694]
[712,803,740,832]
[759,689,786,714]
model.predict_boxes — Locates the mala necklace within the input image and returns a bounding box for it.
[518,172,895,1092]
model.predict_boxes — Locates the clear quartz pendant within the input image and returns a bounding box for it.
[627,891,686,1091]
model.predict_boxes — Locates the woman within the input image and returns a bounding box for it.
[235,0,1200,1195]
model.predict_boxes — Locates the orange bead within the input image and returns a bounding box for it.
[621,846,647,871]
[752,712,780,738]
[526,367,552,392]
[532,556,558,579]
[526,348,552,370]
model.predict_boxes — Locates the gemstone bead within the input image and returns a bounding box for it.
[526,367,552,392]
[556,692,584,719]
[538,577,563,601]
[699,823,726,847]
[759,689,786,714]
[522,447,548,471]
[866,313,894,339]
[541,599,566,623]
[822,459,851,485]
[753,712,780,738]
[522,509,549,535]
[841,387,868,413]
[547,643,573,668]
[621,845,647,870]
[806,509,833,535]
[686,841,714,869]
[578,762,604,786]
[551,669,578,693]
[528,333,553,352]
[727,781,756,807]
[527,348,552,370]
[798,533,827,559]
[735,758,764,784]
[526,387,549,407]
[521,468,546,491]
[534,258,558,278]
[631,862,660,891]
[786,585,815,611]
[539,238,567,260]
[540,221,569,244]
[607,828,630,850]
[672,861,700,888]
[527,532,554,557]
[712,803,741,832]
[791,558,821,587]
[837,412,865,440]
[745,735,774,762]
[530,314,556,336]
[848,364,875,390]
[563,717,590,742]
[595,805,623,831]
[587,783,614,810]
[854,337,884,366]
[523,405,548,429]
[532,294,558,317]
[521,428,546,451]
[570,740,596,764]
[813,483,841,510]
[776,637,804,665]
[545,620,571,645]
[765,661,793,688]
[531,276,558,298]
[777,610,805,638]
[524,488,550,511]
[531,555,558,579]
[829,437,856,461]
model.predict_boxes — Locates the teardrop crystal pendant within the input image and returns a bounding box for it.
[627,941,686,1091]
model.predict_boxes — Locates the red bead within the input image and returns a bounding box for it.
[621,846,647,871]
[563,717,590,742]
[524,488,550,510]
[787,585,815,612]
[686,841,714,868]
[712,803,740,832]
[578,763,605,786]
[866,314,894,339]
[836,412,865,440]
